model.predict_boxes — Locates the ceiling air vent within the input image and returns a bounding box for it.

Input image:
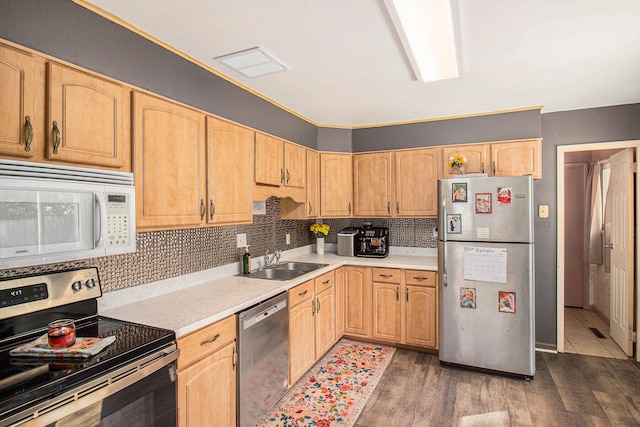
[214,47,289,78]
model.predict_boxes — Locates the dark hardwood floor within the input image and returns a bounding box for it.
[355,350,640,426]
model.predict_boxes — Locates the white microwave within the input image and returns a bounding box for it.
[0,160,136,269]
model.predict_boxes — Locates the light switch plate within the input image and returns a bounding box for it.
[538,204,549,218]
[236,233,247,248]
[252,201,266,215]
[286,234,291,245]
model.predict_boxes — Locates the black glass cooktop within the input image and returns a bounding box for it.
[0,315,175,422]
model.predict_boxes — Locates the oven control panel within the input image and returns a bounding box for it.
[0,283,48,308]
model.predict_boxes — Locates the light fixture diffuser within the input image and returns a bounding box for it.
[215,47,289,78]
[384,0,459,82]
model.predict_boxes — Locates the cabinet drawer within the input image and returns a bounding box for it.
[177,315,236,371]
[289,279,314,307]
[404,270,437,287]
[314,271,334,293]
[372,268,401,284]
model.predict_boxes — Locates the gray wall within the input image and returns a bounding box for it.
[0,0,318,148]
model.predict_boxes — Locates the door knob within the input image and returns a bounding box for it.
[605,243,614,249]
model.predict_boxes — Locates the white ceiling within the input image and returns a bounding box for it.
[82,0,640,128]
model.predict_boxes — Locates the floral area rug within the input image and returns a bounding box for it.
[258,339,396,427]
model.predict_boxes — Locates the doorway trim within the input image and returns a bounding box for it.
[557,140,640,361]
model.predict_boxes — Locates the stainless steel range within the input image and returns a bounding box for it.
[0,268,179,426]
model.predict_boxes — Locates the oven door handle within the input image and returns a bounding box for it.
[6,344,179,427]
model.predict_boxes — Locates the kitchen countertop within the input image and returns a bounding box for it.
[99,246,437,338]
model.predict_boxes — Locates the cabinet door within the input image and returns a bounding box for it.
[177,342,236,427]
[344,266,372,337]
[353,152,393,216]
[441,144,490,178]
[206,117,253,225]
[306,149,320,217]
[289,299,316,385]
[405,285,437,348]
[47,62,129,169]
[372,282,401,342]
[315,286,336,358]
[134,91,206,230]
[490,138,542,179]
[255,132,283,186]
[0,44,43,159]
[395,148,438,216]
[320,152,353,217]
[335,267,345,340]
[284,142,306,188]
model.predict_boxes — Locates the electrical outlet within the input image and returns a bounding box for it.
[236,233,247,248]
[286,234,291,245]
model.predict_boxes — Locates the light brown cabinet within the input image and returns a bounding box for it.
[254,133,306,201]
[395,148,439,217]
[404,270,438,348]
[372,282,402,342]
[0,43,44,160]
[320,152,353,217]
[343,266,372,337]
[47,62,129,169]
[133,91,207,230]
[440,143,490,178]
[206,116,253,225]
[281,148,320,219]
[288,271,336,385]
[490,138,542,179]
[353,152,393,216]
[177,316,237,427]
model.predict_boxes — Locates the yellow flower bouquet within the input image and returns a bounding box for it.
[310,222,330,238]
[448,154,467,169]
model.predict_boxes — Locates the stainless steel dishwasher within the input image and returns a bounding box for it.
[238,292,289,427]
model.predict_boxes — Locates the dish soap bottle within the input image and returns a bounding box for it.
[242,246,251,274]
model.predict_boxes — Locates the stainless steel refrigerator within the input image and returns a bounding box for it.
[438,174,535,378]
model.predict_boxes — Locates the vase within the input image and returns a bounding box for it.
[452,165,464,175]
[316,237,325,255]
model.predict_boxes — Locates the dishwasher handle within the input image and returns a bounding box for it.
[242,299,288,329]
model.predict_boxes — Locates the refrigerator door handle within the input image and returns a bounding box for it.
[442,242,448,287]
[441,193,448,286]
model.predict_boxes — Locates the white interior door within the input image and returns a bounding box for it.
[609,148,634,356]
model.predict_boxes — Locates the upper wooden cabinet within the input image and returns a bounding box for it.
[206,116,253,225]
[134,91,207,230]
[441,143,490,178]
[491,138,542,179]
[281,148,319,219]
[254,133,306,201]
[284,142,306,188]
[353,152,393,217]
[320,152,353,217]
[47,62,129,169]
[395,148,439,217]
[254,132,283,186]
[0,44,44,160]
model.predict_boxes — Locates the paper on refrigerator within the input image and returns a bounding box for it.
[463,246,507,283]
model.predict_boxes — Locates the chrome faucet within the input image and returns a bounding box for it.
[263,249,282,268]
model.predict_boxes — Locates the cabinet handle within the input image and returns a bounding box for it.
[210,200,215,220]
[298,289,308,297]
[52,121,61,154]
[396,288,399,301]
[412,276,429,281]
[406,288,409,302]
[200,333,220,346]
[316,297,321,312]
[233,346,237,371]
[379,274,393,278]
[312,299,316,315]
[481,162,485,174]
[24,116,33,152]
[322,279,330,284]
[387,201,390,214]
[200,199,206,220]
[396,201,399,215]
[308,202,312,215]
[286,169,290,184]
[281,168,285,184]
[492,161,496,176]
[348,202,351,214]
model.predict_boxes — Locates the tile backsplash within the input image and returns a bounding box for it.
[0,198,437,293]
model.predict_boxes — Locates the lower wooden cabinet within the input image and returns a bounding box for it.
[404,270,438,348]
[372,282,402,342]
[343,266,372,337]
[177,316,237,427]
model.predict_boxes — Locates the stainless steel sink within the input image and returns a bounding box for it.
[243,261,328,281]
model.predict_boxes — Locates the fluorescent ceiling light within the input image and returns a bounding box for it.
[384,0,459,82]
[215,47,289,78]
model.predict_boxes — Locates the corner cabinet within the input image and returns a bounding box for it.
[177,316,237,427]
[206,116,253,225]
[134,91,207,230]
[320,152,353,217]
[281,148,319,219]
[254,133,306,202]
